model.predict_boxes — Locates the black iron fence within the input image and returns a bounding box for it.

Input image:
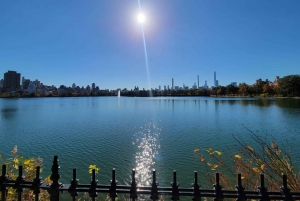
[0,156,300,201]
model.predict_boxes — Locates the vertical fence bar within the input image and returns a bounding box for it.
[150,169,158,201]
[109,168,118,201]
[235,174,246,201]
[213,173,223,201]
[192,171,201,201]
[68,169,79,201]
[14,165,25,201]
[89,169,98,201]
[32,166,42,201]
[171,170,179,201]
[280,174,293,201]
[258,174,269,201]
[0,165,8,201]
[48,156,61,201]
[130,169,137,201]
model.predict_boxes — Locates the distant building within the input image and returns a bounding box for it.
[27,81,36,93]
[92,83,95,91]
[231,82,237,87]
[0,79,4,89]
[273,76,280,86]
[192,82,197,89]
[3,70,21,91]
[72,83,76,89]
[172,78,174,90]
[214,71,217,87]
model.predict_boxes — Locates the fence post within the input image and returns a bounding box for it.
[32,166,42,201]
[14,165,25,201]
[150,169,159,201]
[192,171,201,201]
[258,174,269,201]
[109,168,118,201]
[130,169,137,201]
[68,169,79,201]
[171,170,179,201]
[213,173,223,201]
[48,156,61,201]
[235,174,246,201]
[280,174,293,201]
[89,169,98,201]
[0,165,8,201]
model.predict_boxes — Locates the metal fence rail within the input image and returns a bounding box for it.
[0,156,299,201]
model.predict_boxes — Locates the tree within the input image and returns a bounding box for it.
[278,75,300,97]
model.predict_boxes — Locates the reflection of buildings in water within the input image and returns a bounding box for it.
[1,108,18,120]
[134,122,161,185]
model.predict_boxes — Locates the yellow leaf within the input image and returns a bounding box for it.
[206,162,212,167]
[40,168,43,173]
[241,176,245,179]
[209,147,213,151]
[253,167,260,173]
[200,157,205,162]
[212,164,218,169]
[89,165,96,169]
[194,148,199,152]
[209,152,214,155]
[8,190,14,195]
[211,168,216,171]
[235,154,242,159]
[247,146,254,152]
[214,151,222,155]
[261,164,265,170]
[24,159,31,165]
[44,175,51,183]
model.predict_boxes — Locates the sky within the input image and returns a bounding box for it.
[0,0,299,90]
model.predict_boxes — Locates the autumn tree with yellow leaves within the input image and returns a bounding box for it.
[194,131,300,191]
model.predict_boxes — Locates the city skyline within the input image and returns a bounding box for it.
[0,1,299,90]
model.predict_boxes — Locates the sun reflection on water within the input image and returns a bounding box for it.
[134,122,161,185]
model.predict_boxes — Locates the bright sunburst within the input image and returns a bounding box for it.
[138,13,145,23]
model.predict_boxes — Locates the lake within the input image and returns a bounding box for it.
[0,97,300,189]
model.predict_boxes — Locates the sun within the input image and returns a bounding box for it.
[138,13,145,23]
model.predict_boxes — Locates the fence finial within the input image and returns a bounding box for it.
[68,168,79,199]
[109,168,118,200]
[89,169,98,199]
[171,170,179,200]
[192,171,201,201]
[258,174,269,201]
[213,173,223,201]
[280,174,293,201]
[150,169,159,201]
[235,173,246,201]
[0,165,8,201]
[48,156,62,201]
[130,169,137,200]
[32,166,42,201]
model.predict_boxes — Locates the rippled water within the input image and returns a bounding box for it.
[0,97,300,189]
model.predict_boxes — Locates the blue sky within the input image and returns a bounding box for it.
[0,0,299,90]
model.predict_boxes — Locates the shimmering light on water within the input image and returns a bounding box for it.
[134,122,161,185]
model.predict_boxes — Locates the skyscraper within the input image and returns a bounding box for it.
[214,71,217,87]
[197,75,199,89]
[3,71,21,91]
[172,78,174,90]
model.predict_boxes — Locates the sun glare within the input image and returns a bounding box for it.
[138,13,145,23]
